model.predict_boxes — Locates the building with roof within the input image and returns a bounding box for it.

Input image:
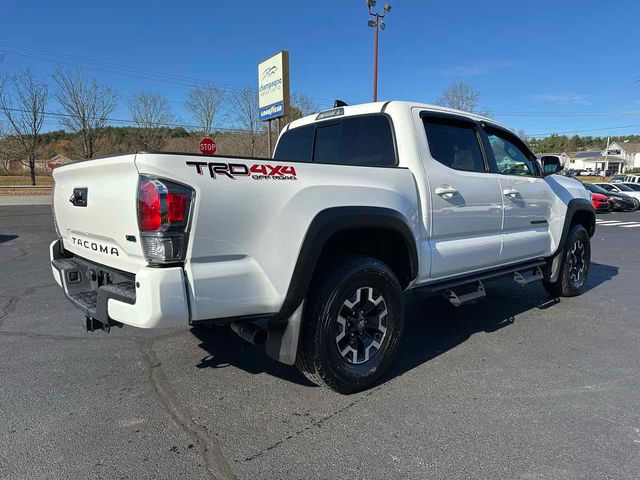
[560,143,640,174]
[599,141,640,173]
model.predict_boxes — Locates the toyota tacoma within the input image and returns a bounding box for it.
[50,101,595,393]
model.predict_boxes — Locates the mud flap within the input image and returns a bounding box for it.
[265,301,304,365]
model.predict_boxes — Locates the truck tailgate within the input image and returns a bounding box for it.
[52,154,145,273]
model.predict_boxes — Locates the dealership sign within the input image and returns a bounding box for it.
[258,51,290,121]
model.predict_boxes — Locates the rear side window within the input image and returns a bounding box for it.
[274,125,314,162]
[423,119,486,172]
[313,115,396,166]
[338,115,396,166]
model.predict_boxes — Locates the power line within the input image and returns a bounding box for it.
[496,111,640,117]
[528,123,640,137]
[0,42,335,108]
[1,107,255,134]
[4,106,640,138]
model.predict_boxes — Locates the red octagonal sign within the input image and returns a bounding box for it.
[199,137,217,156]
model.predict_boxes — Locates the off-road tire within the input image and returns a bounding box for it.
[296,255,404,394]
[543,224,591,297]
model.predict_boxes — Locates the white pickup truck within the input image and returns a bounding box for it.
[50,101,595,393]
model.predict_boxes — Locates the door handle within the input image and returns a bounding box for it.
[435,186,459,198]
[503,187,519,198]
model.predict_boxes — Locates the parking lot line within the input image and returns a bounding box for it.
[619,223,640,228]
[596,220,622,224]
[598,222,640,227]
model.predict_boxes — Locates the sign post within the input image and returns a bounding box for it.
[258,51,290,156]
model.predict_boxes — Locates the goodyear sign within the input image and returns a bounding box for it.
[258,51,290,121]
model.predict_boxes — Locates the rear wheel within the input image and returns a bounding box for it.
[296,256,404,394]
[543,224,591,297]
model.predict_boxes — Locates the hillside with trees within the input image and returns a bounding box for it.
[525,134,640,154]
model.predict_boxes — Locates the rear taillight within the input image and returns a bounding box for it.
[137,176,194,265]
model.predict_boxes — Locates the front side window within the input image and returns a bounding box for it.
[486,129,538,177]
[423,118,486,173]
[597,184,615,192]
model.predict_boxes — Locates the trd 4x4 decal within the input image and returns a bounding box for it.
[186,161,297,181]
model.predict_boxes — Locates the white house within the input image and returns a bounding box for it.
[598,141,640,173]
[562,142,640,174]
[565,150,601,170]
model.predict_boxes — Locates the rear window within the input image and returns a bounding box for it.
[274,125,314,162]
[274,114,396,167]
[314,123,342,164]
[423,119,485,172]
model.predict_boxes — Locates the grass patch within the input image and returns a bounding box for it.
[575,176,612,183]
[0,176,54,186]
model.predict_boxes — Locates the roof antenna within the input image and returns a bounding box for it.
[334,100,348,108]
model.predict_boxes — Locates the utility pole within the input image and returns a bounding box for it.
[366,1,392,102]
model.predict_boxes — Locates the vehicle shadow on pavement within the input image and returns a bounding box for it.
[384,261,618,384]
[189,262,618,389]
[190,326,316,386]
[0,234,18,244]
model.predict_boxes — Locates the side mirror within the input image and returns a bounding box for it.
[540,156,563,176]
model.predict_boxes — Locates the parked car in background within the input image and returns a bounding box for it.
[594,183,640,204]
[622,182,640,192]
[590,192,611,212]
[578,169,595,176]
[583,183,638,211]
[611,174,626,183]
[624,174,640,183]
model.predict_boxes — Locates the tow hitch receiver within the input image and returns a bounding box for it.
[85,315,123,333]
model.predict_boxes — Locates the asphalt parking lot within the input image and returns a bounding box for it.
[1,204,639,480]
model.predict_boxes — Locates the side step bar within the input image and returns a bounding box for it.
[513,266,544,286]
[417,260,547,306]
[443,282,486,307]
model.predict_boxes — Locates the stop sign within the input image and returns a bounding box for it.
[199,137,217,155]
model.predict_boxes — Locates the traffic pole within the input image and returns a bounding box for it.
[267,119,272,156]
[373,13,379,102]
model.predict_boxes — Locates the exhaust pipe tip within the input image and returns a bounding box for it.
[230,321,268,346]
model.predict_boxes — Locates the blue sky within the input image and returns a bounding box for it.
[1,0,639,137]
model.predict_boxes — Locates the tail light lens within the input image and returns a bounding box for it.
[137,176,194,265]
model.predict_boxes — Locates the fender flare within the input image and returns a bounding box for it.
[266,206,418,365]
[276,206,418,321]
[547,198,595,282]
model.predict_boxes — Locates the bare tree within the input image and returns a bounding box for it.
[284,93,319,124]
[436,81,488,115]
[185,83,223,136]
[128,92,174,151]
[228,87,265,157]
[53,67,118,159]
[0,70,48,185]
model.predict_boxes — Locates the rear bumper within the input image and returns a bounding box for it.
[50,240,189,329]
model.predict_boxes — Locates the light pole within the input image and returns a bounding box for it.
[366,0,391,102]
